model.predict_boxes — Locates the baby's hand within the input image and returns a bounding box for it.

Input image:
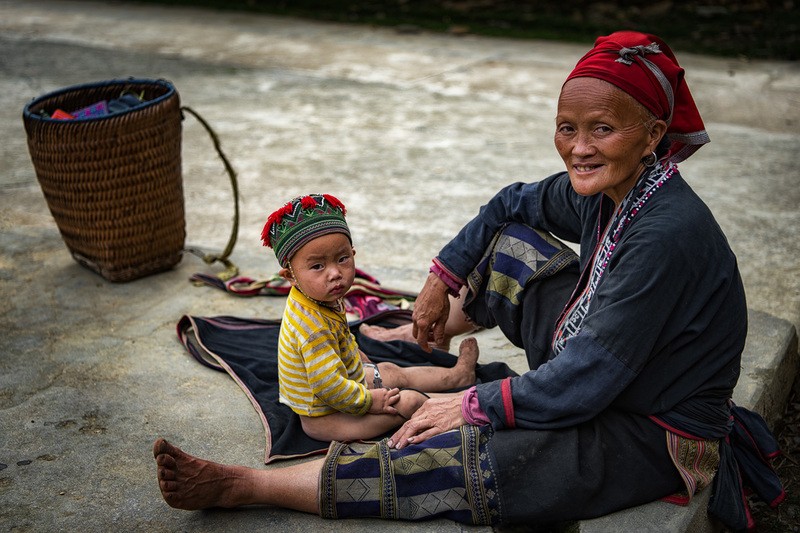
[368,387,401,415]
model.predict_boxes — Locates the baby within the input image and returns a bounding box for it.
[262,193,479,442]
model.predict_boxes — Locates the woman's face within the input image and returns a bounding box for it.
[554,77,666,205]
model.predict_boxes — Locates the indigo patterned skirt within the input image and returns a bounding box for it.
[319,425,501,525]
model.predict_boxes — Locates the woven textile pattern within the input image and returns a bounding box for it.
[320,425,501,525]
[466,223,579,311]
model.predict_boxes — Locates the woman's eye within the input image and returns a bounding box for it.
[595,125,612,134]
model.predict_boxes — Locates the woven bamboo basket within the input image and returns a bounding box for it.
[22,78,185,282]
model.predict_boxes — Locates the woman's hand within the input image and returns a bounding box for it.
[412,273,452,352]
[387,392,466,449]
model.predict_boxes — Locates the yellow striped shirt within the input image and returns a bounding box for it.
[278,286,371,417]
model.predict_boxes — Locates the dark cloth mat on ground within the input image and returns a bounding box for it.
[176,312,518,463]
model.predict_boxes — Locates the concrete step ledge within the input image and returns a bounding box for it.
[576,309,799,532]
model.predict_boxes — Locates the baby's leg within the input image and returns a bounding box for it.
[299,390,428,442]
[378,337,479,393]
[300,413,399,442]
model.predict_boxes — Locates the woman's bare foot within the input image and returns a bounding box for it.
[359,323,451,351]
[153,438,254,510]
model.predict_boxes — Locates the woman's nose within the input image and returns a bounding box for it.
[572,131,594,156]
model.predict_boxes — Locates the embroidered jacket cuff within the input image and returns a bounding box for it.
[431,258,464,297]
[462,386,490,425]
[500,377,516,428]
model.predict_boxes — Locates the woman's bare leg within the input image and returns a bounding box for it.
[377,337,479,392]
[153,438,320,513]
[359,288,474,350]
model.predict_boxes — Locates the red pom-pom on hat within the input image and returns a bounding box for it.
[301,196,318,209]
[261,212,278,247]
[323,194,346,215]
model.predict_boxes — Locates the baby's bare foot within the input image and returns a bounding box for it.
[153,438,251,510]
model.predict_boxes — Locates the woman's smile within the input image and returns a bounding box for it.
[573,163,603,174]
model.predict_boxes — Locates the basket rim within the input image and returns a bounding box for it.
[22,77,177,123]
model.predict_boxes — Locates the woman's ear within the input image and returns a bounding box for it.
[648,119,668,152]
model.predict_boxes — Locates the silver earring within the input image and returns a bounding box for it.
[643,151,658,168]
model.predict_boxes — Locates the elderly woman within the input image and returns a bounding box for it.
[154,31,781,529]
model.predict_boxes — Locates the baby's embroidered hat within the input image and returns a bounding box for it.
[261,194,350,267]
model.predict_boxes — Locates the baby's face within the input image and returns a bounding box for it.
[288,232,355,304]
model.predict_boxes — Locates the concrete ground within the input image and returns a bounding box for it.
[1,1,799,531]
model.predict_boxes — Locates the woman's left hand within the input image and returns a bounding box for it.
[387,392,467,449]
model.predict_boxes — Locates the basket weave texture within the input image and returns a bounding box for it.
[23,79,185,282]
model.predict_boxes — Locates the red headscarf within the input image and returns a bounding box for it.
[565,31,709,163]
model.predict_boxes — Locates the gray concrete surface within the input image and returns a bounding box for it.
[0,1,798,531]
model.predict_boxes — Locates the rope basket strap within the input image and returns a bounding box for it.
[22,78,239,282]
[181,106,239,281]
